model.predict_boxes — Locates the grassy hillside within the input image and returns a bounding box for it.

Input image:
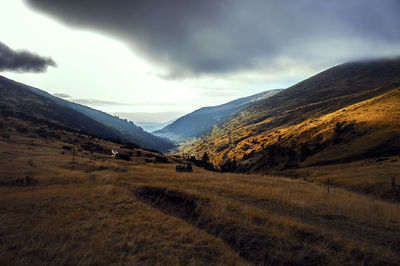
[0,76,175,152]
[183,60,400,167]
[187,88,400,166]
[0,111,399,265]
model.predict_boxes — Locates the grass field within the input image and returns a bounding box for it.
[1,114,399,265]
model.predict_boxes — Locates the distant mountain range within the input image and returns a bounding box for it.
[154,89,282,141]
[0,76,175,152]
[183,58,400,171]
[135,120,176,132]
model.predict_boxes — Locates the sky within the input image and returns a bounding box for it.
[1,0,400,122]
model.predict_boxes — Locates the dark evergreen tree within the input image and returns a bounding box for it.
[202,152,210,163]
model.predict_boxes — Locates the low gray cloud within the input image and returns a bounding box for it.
[114,112,185,123]
[52,93,129,106]
[53,93,71,98]
[0,41,56,72]
[72,98,130,106]
[26,0,400,78]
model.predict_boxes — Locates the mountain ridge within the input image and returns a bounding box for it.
[0,75,174,152]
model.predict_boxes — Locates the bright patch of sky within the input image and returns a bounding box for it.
[0,1,305,122]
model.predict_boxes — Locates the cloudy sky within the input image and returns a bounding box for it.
[1,0,400,122]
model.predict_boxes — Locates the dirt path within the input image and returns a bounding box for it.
[233,194,400,253]
[131,184,400,265]
[182,184,400,254]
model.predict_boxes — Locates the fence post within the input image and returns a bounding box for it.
[72,145,76,169]
[327,179,330,194]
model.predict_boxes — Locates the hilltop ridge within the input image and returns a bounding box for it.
[0,76,175,152]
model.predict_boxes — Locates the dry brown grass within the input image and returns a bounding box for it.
[1,115,400,265]
[284,156,400,202]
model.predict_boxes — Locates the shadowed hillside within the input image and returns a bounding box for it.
[154,89,281,141]
[0,76,174,152]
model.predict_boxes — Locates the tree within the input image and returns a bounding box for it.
[202,152,210,163]
[220,157,236,172]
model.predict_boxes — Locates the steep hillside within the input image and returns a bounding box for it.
[154,89,281,141]
[0,76,174,152]
[183,58,400,170]
[242,58,400,129]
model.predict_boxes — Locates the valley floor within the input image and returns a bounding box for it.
[0,126,400,265]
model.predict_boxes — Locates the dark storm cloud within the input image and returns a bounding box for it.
[0,41,56,72]
[26,0,400,78]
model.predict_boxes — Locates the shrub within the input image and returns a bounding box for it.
[81,142,108,154]
[62,145,72,151]
[176,163,193,172]
[155,156,169,163]
[16,125,28,134]
[122,143,139,150]
[115,153,131,161]
[220,158,236,172]
[0,176,40,187]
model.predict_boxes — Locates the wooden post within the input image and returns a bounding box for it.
[72,145,76,169]
[327,179,330,194]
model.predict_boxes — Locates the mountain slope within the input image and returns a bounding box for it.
[183,58,400,170]
[0,76,174,152]
[154,89,281,141]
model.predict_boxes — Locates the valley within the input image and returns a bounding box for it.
[1,58,400,265]
[154,90,282,142]
[2,0,400,264]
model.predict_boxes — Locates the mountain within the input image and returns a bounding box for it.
[183,58,400,170]
[154,89,282,141]
[135,120,176,132]
[0,76,175,152]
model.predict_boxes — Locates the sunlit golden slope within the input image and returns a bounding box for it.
[218,88,398,167]
[183,59,400,171]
